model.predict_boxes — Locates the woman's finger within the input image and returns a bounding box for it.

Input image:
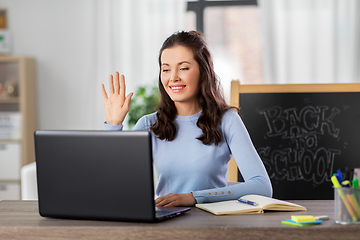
[155,197,169,206]
[155,194,177,206]
[108,74,114,94]
[114,72,120,94]
[120,74,126,99]
[163,196,179,207]
[156,198,171,207]
[164,201,178,207]
[155,196,166,205]
[100,84,108,101]
[122,93,133,111]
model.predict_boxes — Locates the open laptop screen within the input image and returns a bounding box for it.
[35,130,157,222]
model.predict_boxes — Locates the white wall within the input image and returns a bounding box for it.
[260,0,360,84]
[0,0,187,130]
[0,0,98,130]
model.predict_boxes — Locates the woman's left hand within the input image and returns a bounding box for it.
[155,193,196,207]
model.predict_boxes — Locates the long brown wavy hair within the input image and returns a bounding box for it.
[150,31,238,146]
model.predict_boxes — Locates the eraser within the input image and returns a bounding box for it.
[291,215,315,223]
[315,215,329,221]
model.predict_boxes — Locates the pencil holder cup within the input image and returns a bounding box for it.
[334,187,360,224]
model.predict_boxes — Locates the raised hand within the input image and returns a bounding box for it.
[101,72,133,125]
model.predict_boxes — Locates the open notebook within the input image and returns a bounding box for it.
[196,194,307,215]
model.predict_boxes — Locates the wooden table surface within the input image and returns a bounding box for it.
[0,200,359,240]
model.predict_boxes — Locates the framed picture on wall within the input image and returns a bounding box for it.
[0,9,7,29]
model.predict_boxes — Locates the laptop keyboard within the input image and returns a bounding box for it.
[155,209,172,217]
[156,210,172,217]
[155,207,178,218]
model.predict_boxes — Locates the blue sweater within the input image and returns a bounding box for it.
[104,109,272,204]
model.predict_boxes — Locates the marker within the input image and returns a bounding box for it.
[337,170,343,184]
[332,175,342,188]
[342,180,352,188]
[238,198,258,206]
[353,178,359,189]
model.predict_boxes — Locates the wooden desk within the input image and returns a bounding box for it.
[0,200,359,240]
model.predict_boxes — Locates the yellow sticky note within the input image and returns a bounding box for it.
[291,215,315,223]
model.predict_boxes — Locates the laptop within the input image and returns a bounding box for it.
[34,130,190,222]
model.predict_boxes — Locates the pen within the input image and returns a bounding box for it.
[346,194,360,218]
[238,198,258,206]
[343,178,360,218]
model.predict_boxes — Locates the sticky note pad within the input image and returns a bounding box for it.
[291,215,315,223]
[282,219,323,227]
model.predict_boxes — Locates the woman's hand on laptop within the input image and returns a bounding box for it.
[155,193,196,207]
[101,72,133,125]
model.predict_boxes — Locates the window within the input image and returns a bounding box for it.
[186,0,264,102]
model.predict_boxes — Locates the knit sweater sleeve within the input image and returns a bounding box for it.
[191,110,273,204]
[103,113,154,131]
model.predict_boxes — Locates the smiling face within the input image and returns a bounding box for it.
[160,45,202,114]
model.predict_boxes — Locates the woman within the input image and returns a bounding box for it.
[101,31,272,207]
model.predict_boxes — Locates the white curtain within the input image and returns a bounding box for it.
[90,0,187,129]
[259,0,360,84]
